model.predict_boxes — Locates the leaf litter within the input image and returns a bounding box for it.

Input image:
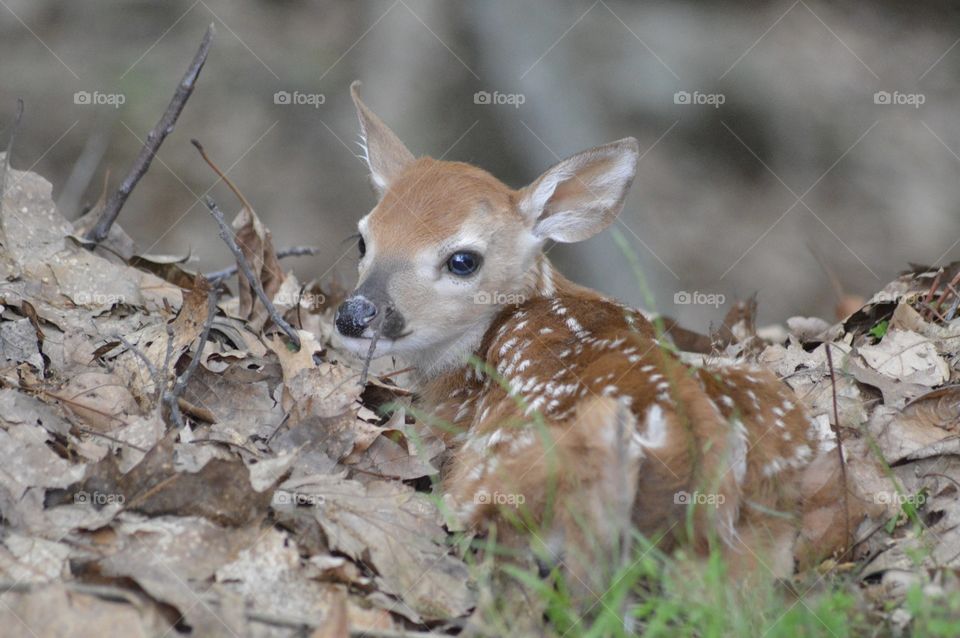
[0,154,468,636]
[1,151,960,636]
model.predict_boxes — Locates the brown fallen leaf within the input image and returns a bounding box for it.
[268,330,361,422]
[58,370,137,431]
[275,473,475,621]
[130,251,199,290]
[0,583,166,637]
[110,282,212,406]
[0,424,87,500]
[232,205,285,328]
[0,317,43,372]
[858,329,949,387]
[94,513,261,636]
[76,430,273,527]
[215,527,336,624]
[182,357,284,445]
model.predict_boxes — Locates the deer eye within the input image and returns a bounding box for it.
[446,251,482,276]
[357,236,366,258]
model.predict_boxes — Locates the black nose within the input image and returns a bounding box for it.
[335,296,378,338]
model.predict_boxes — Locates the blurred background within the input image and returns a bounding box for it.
[2,0,960,329]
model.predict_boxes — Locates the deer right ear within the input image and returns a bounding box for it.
[350,81,416,197]
[519,138,639,243]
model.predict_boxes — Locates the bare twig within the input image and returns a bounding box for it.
[204,196,301,349]
[359,308,388,387]
[84,24,214,243]
[177,397,216,423]
[204,245,319,282]
[825,343,851,558]
[266,412,291,446]
[117,335,162,401]
[75,426,149,453]
[921,269,943,321]
[378,365,416,380]
[164,288,219,427]
[191,138,255,213]
[191,138,307,285]
[160,319,176,403]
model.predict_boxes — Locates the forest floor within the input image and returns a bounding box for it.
[2,146,960,638]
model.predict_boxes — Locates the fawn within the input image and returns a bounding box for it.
[334,83,838,590]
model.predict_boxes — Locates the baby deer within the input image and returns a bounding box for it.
[335,83,835,590]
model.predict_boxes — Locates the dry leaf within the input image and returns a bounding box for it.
[859,329,949,386]
[276,473,475,621]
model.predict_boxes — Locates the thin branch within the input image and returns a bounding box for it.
[359,308,388,387]
[116,333,173,409]
[204,196,301,349]
[378,365,416,380]
[204,245,319,282]
[84,24,215,243]
[164,288,219,427]
[825,343,851,559]
[191,138,255,214]
[75,426,149,454]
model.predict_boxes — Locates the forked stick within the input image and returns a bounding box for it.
[84,24,214,243]
[204,196,301,349]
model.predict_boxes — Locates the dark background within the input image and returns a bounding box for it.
[3,0,960,329]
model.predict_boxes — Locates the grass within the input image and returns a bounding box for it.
[390,231,960,637]
[463,530,960,638]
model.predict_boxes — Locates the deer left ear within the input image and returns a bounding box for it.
[350,81,416,197]
[519,138,639,243]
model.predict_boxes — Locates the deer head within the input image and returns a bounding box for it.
[334,83,640,378]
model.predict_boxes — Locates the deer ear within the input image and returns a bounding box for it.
[519,138,639,243]
[351,81,416,197]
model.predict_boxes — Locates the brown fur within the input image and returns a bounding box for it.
[425,289,815,590]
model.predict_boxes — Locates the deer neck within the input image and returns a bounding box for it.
[412,255,591,389]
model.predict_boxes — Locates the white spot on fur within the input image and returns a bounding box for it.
[634,403,668,449]
[729,418,749,486]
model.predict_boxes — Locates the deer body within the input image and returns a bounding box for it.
[423,271,819,579]
[335,83,832,585]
